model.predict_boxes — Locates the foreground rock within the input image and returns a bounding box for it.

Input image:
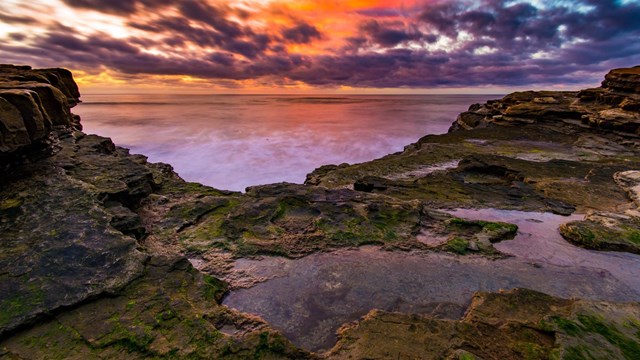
[1,64,640,359]
[1,257,309,359]
[0,65,311,358]
[327,288,640,360]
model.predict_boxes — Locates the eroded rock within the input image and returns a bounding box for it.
[0,257,312,359]
[0,65,79,156]
[326,288,640,360]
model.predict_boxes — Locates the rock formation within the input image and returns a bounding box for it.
[0,65,81,154]
[1,64,640,359]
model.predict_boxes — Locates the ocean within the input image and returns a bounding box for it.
[75,94,499,192]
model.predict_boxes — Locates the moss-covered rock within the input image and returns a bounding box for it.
[326,288,640,360]
[0,257,312,359]
[560,212,640,254]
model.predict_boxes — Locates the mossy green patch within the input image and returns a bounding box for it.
[514,342,546,360]
[0,198,23,210]
[560,218,640,254]
[446,237,469,255]
[550,316,582,336]
[202,274,228,301]
[458,353,477,360]
[576,314,640,360]
[550,314,640,360]
[448,217,518,235]
[626,230,640,244]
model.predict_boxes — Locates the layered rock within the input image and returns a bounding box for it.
[0,65,80,154]
[602,66,640,93]
[327,288,640,359]
[449,66,640,136]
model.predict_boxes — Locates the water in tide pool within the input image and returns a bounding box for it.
[75,94,499,192]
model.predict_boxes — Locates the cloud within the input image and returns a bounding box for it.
[2,0,640,89]
[0,11,36,24]
[178,1,244,38]
[281,23,322,44]
[357,20,436,47]
[61,0,174,15]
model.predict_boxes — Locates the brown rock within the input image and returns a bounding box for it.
[0,89,50,141]
[602,66,640,93]
[0,98,29,152]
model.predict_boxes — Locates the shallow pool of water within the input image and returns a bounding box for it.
[451,209,640,290]
[222,209,640,352]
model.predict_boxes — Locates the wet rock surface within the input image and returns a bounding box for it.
[327,288,640,360]
[223,246,640,352]
[2,64,640,358]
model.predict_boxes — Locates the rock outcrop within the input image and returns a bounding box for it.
[449,66,640,136]
[0,65,80,154]
[0,66,313,358]
[602,66,640,94]
[327,288,640,360]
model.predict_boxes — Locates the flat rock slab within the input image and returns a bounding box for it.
[0,167,146,335]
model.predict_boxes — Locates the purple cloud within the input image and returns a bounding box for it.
[1,0,639,89]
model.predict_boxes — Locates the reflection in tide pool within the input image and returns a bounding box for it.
[222,210,640,351]
[75,94,498,191]
[450,209,640,290]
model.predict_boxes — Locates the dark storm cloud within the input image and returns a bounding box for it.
[61,0,175,15]
[0,30,289,81]
[3,0,640,88]
[128,12,271,59]
[178,1,245,38]
[357,20,436,47]
[281,23,322,44]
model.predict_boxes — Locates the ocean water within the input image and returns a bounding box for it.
[75,94,499,191]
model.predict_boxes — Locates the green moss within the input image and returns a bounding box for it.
[162,181,230,196]
[459,353,477,360]
[94,317,156,355]
[0,281,45,326]
[202,275,228,302]
[448,218,518,236]
[483,221,518,233]
[551,314,640,360]
[514,342,545,360]
[0,198,22,210]
[383,229,398,241]
[551,316,582,336]
[446,237,469,255]
[626,230,640,244]
[576,314,640,360]
[561,220,640,254]
[562,346,593,360]
[252,332,288,358]
[332,231,362,242]
[270,201,287,221]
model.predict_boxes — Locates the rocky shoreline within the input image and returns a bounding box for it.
[1,64,640,359]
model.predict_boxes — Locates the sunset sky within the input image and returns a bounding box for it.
[2,0,639,93]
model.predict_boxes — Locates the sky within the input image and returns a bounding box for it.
[1,0,640,94]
